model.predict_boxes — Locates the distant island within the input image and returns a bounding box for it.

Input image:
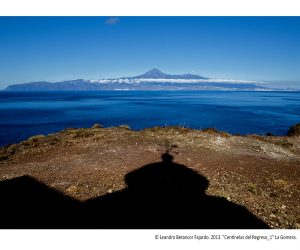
[3,68,283,91]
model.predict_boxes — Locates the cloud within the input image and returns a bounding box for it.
[90,78,264,84]
[105,17,120,25]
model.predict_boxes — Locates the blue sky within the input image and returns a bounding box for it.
[0,16,300,88]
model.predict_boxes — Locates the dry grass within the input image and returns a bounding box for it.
[28,134,46,141]
[201,127,231,138]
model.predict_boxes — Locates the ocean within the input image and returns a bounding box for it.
[0,91,299,147]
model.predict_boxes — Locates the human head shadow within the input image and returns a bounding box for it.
[84,152,269,229]
[0,152,269,229]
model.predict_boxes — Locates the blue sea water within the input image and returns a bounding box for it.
[0,91,299,147]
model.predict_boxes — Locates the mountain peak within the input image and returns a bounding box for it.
[139,68,167,78]
[146,68,164,74]
[133,68,208,80]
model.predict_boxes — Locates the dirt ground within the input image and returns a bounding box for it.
[0,126,299,228]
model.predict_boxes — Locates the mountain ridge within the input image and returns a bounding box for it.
[131,68,208,79]
[3,68,274,91]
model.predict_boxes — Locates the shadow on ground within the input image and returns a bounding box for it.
[0,153,269,229]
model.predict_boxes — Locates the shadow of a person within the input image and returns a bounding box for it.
[84,152,269,229]
[0,175,80,228]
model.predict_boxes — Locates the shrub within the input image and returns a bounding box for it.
[7,144,18,154]
[202,127,219,133]
[247,183,260,195]
[92,123,103,129]
[202,127,231,137]
[119,125,131,130]
[28,134,46,142]
[287,123,300,137]
[74,129,94,138]
[0,155,9,161]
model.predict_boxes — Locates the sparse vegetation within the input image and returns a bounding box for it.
[0,155,9,161]
[92,123,103,129]
[118,125,131,130]
[274,179,289,189]
[247,183,259,195]
[72,129,95,138]
[59,128,77,135]
[202,127,231,138]
[0,125,299,229]
[287,123,300,136]
[274,141,293,148]
[7,144,19,155]
[246,134,294,149]
[247,134,265,141]
[28,134,46,141]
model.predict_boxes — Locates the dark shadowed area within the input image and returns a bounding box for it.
[0,153,269,229]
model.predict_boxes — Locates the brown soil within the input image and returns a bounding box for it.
[0,126,300,228]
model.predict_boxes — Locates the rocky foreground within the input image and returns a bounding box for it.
[0,126,299,229]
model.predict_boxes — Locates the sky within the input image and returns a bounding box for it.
[0,16,300,89]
